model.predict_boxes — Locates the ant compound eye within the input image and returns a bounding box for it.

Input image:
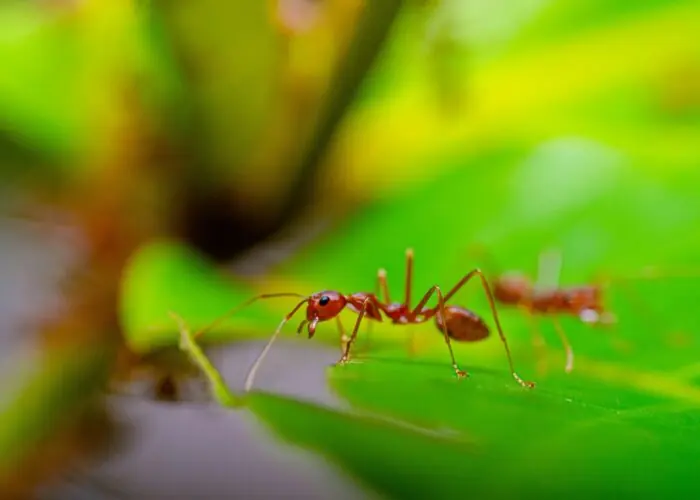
[307,292,346,322]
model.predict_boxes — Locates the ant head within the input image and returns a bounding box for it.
[305,291,347,338]
[493,272,533,304]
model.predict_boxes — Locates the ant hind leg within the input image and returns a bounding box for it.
[517,305,550,377]
[551,316,575,374]
[441,269,535,388]
[412,285,467,378]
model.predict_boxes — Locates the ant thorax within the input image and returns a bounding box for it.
[383,303,412,324]
[382,302,432,324]
[529,285,604,316]
[344,293,384,321]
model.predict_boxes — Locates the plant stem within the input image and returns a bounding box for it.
[170,312,241,408]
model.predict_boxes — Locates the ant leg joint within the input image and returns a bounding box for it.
[514,373,536,389]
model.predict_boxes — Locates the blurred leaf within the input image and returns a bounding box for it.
[121,240,254,353]
[510,0,696,53]
[0,345,111,481]
[0,1,182,182]
[329,0,700,199]
[119,239,315,353]
[159,0,281,181]
[0,4,85,165]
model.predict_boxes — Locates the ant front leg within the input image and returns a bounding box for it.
[337,298,373,366]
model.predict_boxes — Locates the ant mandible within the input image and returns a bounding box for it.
[188,249,535,392]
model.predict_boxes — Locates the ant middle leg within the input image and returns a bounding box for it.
[551,316,575,374]
[517,305,550,376]
[378,268,391,303]
[369,262,419,357]
[403,248,422,355]
[363,267,391,355]
[337,298,373,365]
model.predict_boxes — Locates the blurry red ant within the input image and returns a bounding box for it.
[486,249,610,373]
[187,248,535,392]
[469,245,699,373]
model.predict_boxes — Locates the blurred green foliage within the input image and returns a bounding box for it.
[0,345,112,487]
[2,0,700,497]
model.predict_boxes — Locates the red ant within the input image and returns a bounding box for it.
[469,246,697,373]
[188,249,535,392]
[487,249,613,373]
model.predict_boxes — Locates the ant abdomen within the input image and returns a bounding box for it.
[435,305,490,342]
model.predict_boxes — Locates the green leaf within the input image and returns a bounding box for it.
[326,361,700,497]
[246,391,483,499]
[119,239,281,353]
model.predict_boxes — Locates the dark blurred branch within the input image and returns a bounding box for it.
[179,1,405,262]
[279,0,404,223]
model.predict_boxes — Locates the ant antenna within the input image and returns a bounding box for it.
[193,292,307,341]
[244,298,309,392]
